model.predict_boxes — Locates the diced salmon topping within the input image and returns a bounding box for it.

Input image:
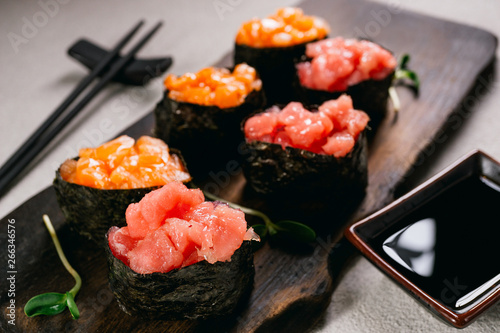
[164,64,261,108]
[60,135,191,189]
[236,7,329,48]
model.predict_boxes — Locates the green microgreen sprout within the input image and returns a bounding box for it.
[390,53,420,112]
[203,191,316,244]
[24,214,81,319]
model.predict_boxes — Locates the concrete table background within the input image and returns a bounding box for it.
[1,0,499,331]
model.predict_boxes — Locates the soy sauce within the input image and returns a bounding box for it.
[369,176,500,312]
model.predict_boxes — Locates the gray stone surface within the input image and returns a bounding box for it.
[1,0,499,331]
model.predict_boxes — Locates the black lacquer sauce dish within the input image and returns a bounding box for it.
[346,150,500,328]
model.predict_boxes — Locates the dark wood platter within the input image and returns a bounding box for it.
[0,0,497,332]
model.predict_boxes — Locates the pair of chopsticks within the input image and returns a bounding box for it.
[0,20,163,197]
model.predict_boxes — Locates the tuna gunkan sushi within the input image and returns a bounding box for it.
[295,37,397,129]
[154,64,265,178]
[106,182,259,319]
[234,7,330,104]
[241,95,368,212]
[53,135,191,244]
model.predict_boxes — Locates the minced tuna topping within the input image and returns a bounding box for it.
[108,182,259,274]
[244,95,369,157]
[296,37,397,92]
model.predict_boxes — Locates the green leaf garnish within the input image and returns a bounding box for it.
[65,292,80,320]
[275,220,316,243]
[394,69,420,91]
[24,293,68,317]
[203,191,316,244]
[24,215,81,319]
[391,53,420,112]
[399,53,410,68]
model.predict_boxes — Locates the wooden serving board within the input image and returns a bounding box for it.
[1,0,496,332]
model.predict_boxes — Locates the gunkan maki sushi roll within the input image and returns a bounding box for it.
[53,135,191,244]
[234,7,330,104]
[154,64,265,178]
[241,95,368,212]
[106,181,259,320]
[295,37,397,129]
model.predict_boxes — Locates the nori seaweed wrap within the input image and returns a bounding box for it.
[106,240,254,320]
[242,132,367,220]
[242,132,367,198]
[54,172,159,244]
[234,7,330,104]
[234,42,316,105]
[294,37,397,130]
[154,65,265,178]
[53,136,191,245]
[241,98,368,217]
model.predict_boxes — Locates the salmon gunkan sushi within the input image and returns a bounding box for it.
[154,64,265,178]
[295,37,397,129]
[106,182,259,319]
[241,95,368,212]
[234,7,329,104]
[53,135,191,244]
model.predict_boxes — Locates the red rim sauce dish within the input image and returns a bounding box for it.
[345,150,500,328]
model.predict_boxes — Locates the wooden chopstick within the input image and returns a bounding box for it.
[0,21,163,197]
